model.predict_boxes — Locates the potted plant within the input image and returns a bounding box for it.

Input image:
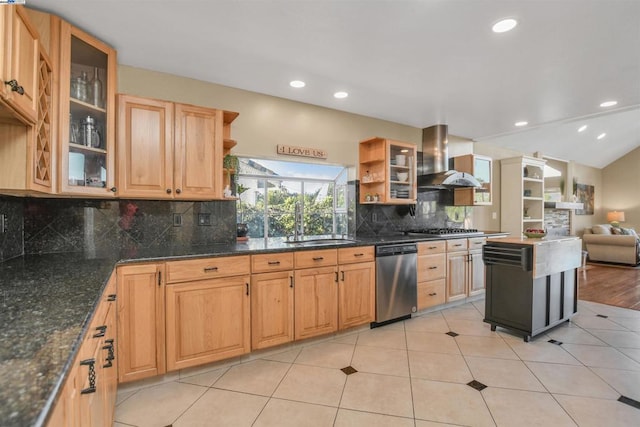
[235,182,250,238]
[223,154,239,195]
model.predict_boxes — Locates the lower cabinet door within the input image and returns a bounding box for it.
[338,261,375,330]
[468,249,486,296]
[446,252,468,302]
[294,266,338,340]
[251,270,294,350]
[165,275,251,371]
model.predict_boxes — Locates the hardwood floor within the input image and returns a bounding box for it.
[578,264,640,310]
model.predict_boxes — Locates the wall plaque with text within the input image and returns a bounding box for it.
[277,144,327,159]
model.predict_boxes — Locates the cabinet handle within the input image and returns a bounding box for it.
[246,283,249,295]
[103,339,115,368]
[4,79,24,95]
[267,261,281,265]
[312,257,324,261]
[110,187,117,193]
[157,271,162,286]
[80,359,96,394]
[107,294,116,302]
[166,188,172,194]
[175,189,182,194]
[428,266,438,270]
[289,276,294,288]
[204,267,219,273]
[93,325,107,338]
[428,292,438,296]
[354,253,364,257]
[428,246,438,249]
[453,244,463,247]
[341,271,345,281]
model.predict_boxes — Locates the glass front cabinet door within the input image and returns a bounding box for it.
[57,21,116,196]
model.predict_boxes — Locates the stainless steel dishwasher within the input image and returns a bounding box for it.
[374,243,418,325]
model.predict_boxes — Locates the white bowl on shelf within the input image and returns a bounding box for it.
[396,172,408,182]
[395,155,406,166]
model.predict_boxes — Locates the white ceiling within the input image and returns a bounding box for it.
[29,0,640,168]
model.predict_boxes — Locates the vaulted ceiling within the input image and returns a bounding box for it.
[30,0,640,168]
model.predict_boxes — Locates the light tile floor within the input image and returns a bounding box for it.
[114,300,640,427]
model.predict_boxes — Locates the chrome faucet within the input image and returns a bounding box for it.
[293,201,304,241]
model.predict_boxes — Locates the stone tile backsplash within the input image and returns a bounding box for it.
[0,196,24,261]
[0,196,236,261]
[356,188,471,236]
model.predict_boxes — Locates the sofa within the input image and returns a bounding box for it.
[583,224,640,265]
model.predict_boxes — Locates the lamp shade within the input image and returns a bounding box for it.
[607,211,625,223]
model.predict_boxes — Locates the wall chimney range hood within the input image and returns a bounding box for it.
[417,125,482,189]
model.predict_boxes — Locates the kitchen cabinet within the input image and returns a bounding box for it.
[337,246,375,329]
[55,18,117,196]
[452,154,493,206]
[47,272,117,427]
[251,252,295,350]
[117,94,239,200]
[358,137,417,204]
[417,240,446,310]
[116,263,165,383]
[446,237,487,302]
[0,45,53,195]
[501,156,546,237]
[294,249,339,340]
[1,6,39,124]
[163,255,251,372]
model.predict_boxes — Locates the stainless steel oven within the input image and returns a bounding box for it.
[374,243,417,325]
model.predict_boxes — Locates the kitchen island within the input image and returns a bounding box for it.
[482,236,582,342]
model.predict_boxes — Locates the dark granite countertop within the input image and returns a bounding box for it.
[0,231,507,426]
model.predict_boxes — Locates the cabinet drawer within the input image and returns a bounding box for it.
[446,239,468,252]
[338,246,374,264]
[468,237,487,249]
[166,255,250,283]
[418,240,446,255]
[417,279,446,310]
[252,252,294,273]
[295,249,337,269]
[418,254,446,282]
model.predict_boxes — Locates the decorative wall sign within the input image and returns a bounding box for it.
[575,184,594,215]
[277,144,327,159]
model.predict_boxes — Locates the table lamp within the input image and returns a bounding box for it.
[607,211,625,227]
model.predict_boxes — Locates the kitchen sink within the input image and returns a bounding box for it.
[285,238,356,247]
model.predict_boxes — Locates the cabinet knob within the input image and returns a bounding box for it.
[428,266,438,270]
[110,187,117,193]
[428,292,438,296]
[166,189,172,194]
[4,79,24,95]
[175,189,182,194]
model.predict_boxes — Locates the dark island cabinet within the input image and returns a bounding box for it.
[482,237,581,342]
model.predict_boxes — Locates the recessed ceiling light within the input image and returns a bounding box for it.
[289,80,305,88]
[600,100,617,108]
[492,18,518,33]
[578,125,588,132]
[597,133,607,140]
[334,91,348,99]
[514,121,528,127]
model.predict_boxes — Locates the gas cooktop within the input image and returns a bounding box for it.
[403,228,484,237]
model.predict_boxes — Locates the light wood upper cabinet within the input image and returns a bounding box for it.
[174,103,222,199]
[117,95,173,198]
[453,154,493,206]
[117,94,238,200]
[116,263,165,383]
[0,6,39,123]
[165,275,251,371]
[358,137,417,204]
[501,156,546,237]
[55,19,117,196]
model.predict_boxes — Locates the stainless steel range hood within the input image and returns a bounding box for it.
[417,125,481,189]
